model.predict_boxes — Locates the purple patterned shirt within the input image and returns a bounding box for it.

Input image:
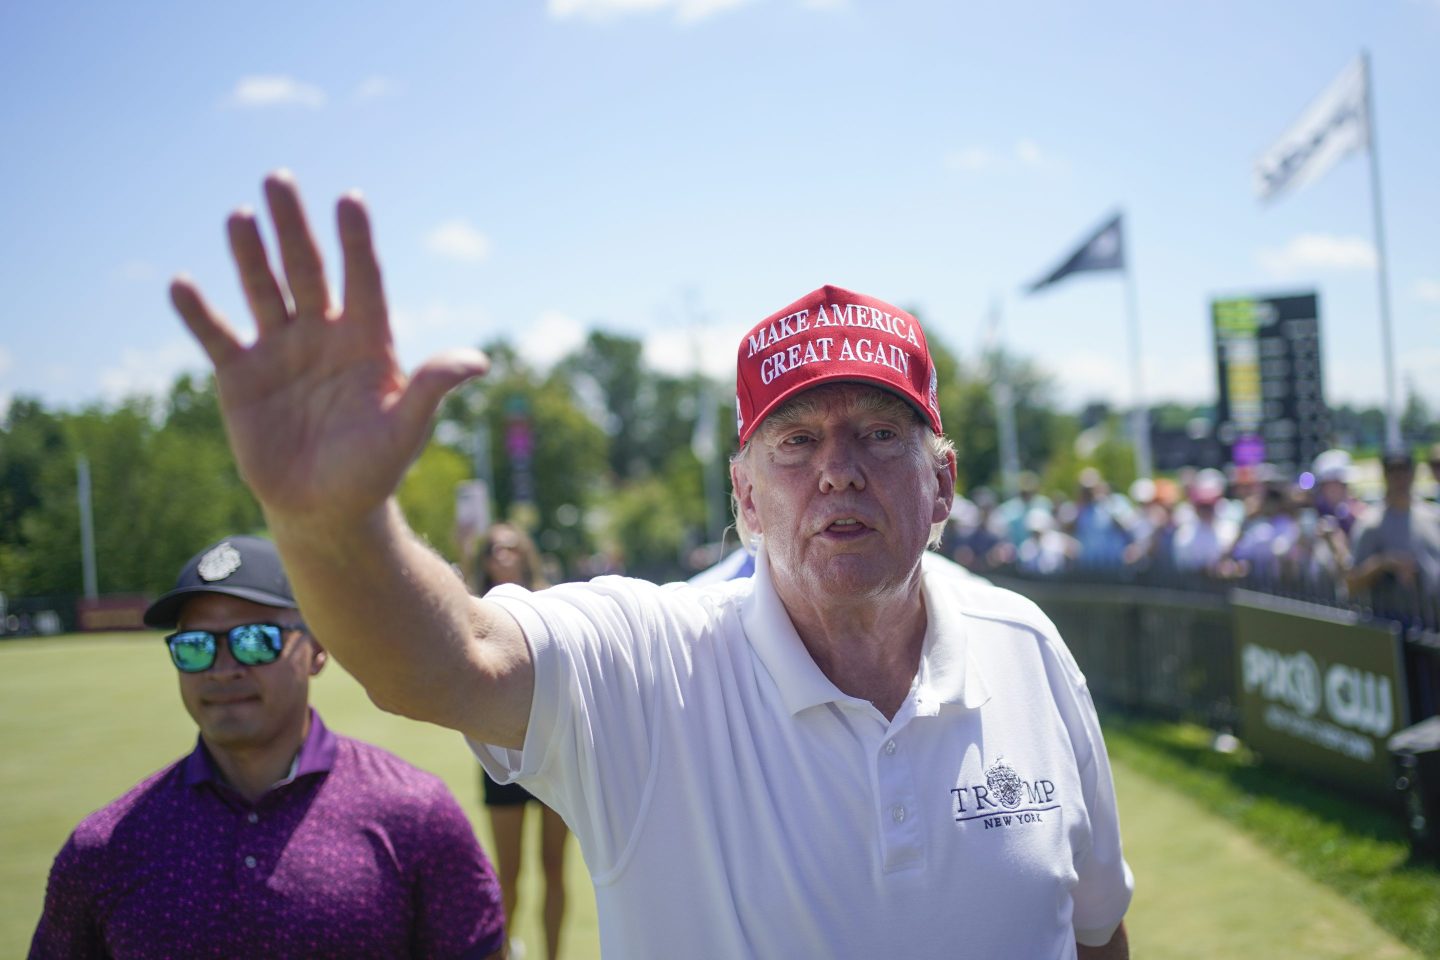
[30,712,505,959]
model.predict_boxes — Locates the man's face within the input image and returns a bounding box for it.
[175,593,323,753]
[731,383,954,603]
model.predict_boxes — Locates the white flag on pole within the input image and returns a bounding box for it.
[1254,57,1369,202]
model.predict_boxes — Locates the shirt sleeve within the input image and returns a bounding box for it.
[1065,677,1135,947]
[1035,628,1134,947]
[28,834,105,960]
[469,577,678,878]
[408,783,507,960]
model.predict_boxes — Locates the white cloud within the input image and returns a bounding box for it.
[1256,233,1376,278]
[516,310,588,369]
[425,220,493,263]
[389,301,493,375]
[547,0,756,22]
[98,339,207,402]
[1041,349,1212,408]
[945,139,1062,174]
[229,75,327,109]
[1015,138,1043,167]
[353,75,398,102]
[391,302,489,342]
[945,147,994,172]
[674,0,754,20]
[109,260,157,283]
[0,345,13,378]
[549,0,666,17]
[1413,279,1440,304]
[641,321,747,381]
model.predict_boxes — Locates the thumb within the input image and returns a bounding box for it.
[396,348,491,441]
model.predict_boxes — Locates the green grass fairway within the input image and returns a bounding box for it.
[0,633,1425,958]
[1114,759,1418,959]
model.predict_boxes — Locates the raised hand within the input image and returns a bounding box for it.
[170,172,488,525]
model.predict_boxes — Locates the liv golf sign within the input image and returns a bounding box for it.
[1234,591,1408,803]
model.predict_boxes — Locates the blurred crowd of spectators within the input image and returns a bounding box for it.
[944,443,1440,630]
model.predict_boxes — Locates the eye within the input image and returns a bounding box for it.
[870,427,899,441]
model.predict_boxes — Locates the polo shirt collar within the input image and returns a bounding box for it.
[740,546,838,715]
[181,708,339,788]
[914,559,991,714]
[739,545,989,716]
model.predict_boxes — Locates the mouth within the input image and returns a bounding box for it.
[820,517,872,537]
[203,692,261,707]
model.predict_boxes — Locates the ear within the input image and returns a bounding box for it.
[730,459,762,537]
[931,448,957,526]
[306,636,327,677]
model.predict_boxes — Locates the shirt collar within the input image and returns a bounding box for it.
[739,545,989,717]
[181,708,339,788]
[913,554,991,714]
[740,546,841,715]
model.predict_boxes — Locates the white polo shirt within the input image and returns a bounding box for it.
[473,550,1133,958]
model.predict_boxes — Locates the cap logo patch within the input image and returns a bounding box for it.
[197,542,243,582]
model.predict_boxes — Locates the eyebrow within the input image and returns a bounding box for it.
[763,392,919,432]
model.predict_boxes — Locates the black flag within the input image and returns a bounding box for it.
[1026,212,1125,293]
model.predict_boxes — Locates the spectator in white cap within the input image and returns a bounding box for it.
[1172,469,1238,574]
[1017,506,1079,574]
[1311,448,1362,542]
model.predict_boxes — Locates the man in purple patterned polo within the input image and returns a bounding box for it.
[29,535,506,960]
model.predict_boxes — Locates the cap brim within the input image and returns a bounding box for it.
[143,585,298,629]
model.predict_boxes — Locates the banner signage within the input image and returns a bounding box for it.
[1234,590,1407,803]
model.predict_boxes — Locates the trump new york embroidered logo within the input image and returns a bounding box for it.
[951,756,1061,830]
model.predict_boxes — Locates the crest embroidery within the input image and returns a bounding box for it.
[985,757,1025,810]
[197,542,242,582]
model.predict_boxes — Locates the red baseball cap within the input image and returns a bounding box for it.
[735,285,942,445]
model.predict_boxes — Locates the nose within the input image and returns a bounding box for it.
[817,435,866,494]
[207,637,246,677]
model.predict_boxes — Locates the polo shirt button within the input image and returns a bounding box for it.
[891,804,906,823]
[247,812,259,824]
[244,855,257,868]
[884,739,897,756]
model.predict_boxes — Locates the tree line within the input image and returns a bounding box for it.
[3,319,1431,599]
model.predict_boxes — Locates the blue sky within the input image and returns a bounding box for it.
[2,0,1436,420]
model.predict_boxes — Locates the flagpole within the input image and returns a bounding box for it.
[687,290,725,546]
[987,296,1021,499]
[77,456,98,600]
[1362,49,1402,451]
[1122,248,1153,481]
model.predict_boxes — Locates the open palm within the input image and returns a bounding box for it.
[170,173,488,523]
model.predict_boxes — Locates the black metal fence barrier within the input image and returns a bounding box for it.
[991,568,1440,736]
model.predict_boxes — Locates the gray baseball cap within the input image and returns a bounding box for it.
[144,535,297,629]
